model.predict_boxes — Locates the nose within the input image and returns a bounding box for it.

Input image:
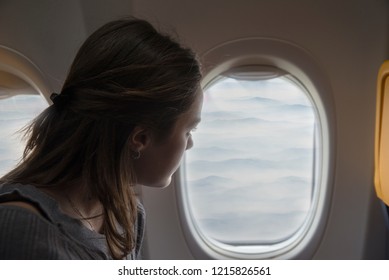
[186,136,194,150]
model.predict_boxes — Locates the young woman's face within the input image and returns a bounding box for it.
[134,91,203,188]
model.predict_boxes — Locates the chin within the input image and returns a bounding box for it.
[158,177,173,188]
[142,177,173,189]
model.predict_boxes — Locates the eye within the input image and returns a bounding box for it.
[187,127,198,137]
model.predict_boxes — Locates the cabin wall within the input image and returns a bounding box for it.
[0,0,133,92]
[133,0,389,259]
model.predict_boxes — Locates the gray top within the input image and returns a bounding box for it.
[0,183,145,259]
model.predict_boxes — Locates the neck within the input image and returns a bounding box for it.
[41,180,104,232]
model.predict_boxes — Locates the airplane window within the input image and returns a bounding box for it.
[183,67,319,255]
[0,93,48,176]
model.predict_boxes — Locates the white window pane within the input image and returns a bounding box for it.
[0,94,48,176]
[184,75,317,247]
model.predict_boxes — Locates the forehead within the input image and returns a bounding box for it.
[175,91,203,126]
[185,90,203,120]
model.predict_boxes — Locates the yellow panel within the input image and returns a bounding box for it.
[375,61,389,205]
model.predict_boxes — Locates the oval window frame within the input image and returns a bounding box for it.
[0,46,50,175]
[176,37,336,259]
[0,45,51,101]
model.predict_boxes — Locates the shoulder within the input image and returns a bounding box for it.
[0,204,60,259]
[0,183,57,219]
[0,201,42,215]
[0,184,112,259]
[0,205,110,260]
[0,184,73,259]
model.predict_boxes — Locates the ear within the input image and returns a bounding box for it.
[129,125,152,152]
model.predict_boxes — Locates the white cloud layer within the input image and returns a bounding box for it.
[185,77,317,244]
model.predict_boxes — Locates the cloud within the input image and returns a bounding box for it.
[0,95,47,176]
[183,76,317,245]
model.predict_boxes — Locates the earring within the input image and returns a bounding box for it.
[132,150,141,160]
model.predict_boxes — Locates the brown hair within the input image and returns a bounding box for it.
[1,18,201,259]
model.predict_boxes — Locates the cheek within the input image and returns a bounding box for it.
[134,136,189,188]
[168,135,190,166]
[161,135,191,178]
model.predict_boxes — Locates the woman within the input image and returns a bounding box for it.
[0,18,202,259]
